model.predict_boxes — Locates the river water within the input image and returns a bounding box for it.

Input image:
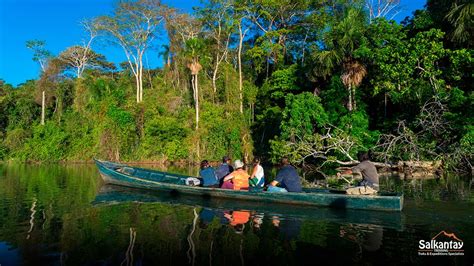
[0,163,472,265]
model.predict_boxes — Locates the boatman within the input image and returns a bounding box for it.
[267,157,302,193]
[337,151,379,195]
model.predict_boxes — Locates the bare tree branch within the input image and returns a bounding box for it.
[365,0,401,22]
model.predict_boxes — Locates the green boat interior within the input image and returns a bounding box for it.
[109,162,400,197]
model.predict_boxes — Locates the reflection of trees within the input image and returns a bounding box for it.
[298,220,329,247]
[0,164,99,261]
[2,164,471,265]
[380,174,471,201]
[339,224,383,262]
[26,198,36,240]
[187,208,198,266]
[121,227,137,266]
[58,201,203,265]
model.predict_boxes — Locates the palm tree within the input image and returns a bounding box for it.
[313,8,368,111]
[341,61,367,111]
[445,1,473,46]
[185,38,204,130]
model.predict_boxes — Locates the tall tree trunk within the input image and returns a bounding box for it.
[238,23,246,114]
[212,55,219,94]
[135,72,140,103]
[139,60,144,102]
[56,95,62,123]
[347,85,353,112]
[195,74,199,129]
[191,70,200,160]
[352,85,357,111]
[196,139,200,161]
[115,148,120,162]
[41,90,45,125]
[212,34,230,95]
[192,74,199,130]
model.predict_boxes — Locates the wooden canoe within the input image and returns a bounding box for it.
[94,159,404,211]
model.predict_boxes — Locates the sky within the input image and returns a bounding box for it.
[0,0,426,86]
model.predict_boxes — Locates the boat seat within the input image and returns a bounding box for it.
[148,173,181,184]
[121,167,135,175]
[161,175,181,183]
[134,170,151,178]
[149,173,165,182]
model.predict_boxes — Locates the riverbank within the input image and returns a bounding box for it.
[2,158,466,183]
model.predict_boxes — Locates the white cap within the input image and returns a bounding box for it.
[234,160,244,169]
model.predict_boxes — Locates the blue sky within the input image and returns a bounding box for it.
[0,0,426,86]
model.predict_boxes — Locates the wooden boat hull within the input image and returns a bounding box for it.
[94,159,404,211]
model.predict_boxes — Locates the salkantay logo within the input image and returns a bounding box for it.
[418,231,464,256]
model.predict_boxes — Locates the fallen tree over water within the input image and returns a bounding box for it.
[281,99,472,178]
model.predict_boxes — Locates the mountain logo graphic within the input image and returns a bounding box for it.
[432,231,463,242]
[418,230,464,256]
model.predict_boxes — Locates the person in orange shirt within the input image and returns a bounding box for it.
[224,210,250,233]
[221,160,250,190]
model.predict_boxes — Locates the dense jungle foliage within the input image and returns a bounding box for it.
[0,0,472,174]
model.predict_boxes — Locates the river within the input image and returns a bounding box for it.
[0,163,472,265]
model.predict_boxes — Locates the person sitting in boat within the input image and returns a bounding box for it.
[215,156,234,186]
[337,151,379,195]
[249,157,265,187]
[199,160,219,187]
[221,160,250,190]
[267,157,303,193]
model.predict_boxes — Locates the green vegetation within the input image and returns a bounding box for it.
[0,0,472,175]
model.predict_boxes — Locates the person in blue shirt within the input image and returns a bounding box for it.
[199,160,219,187]
[215,156,234,186]
[267,157,302,193]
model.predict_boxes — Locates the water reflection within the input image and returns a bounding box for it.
[95,184,406,231]
[340,224,383,252]
[0,164,472,266]
[187,208,198,266]
[122,227,137,266]
[252,213,263,231]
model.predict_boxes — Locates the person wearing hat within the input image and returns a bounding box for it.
[215,155,234,186]
[221,159,250,190]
